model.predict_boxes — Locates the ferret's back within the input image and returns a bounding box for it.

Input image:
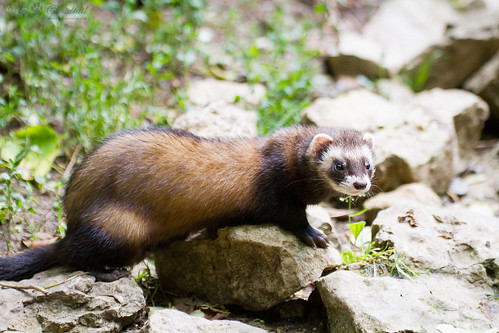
[64,129,262,239]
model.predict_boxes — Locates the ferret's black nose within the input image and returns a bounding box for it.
[353,181,367,190]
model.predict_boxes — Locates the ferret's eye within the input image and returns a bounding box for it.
[334,162,344,171]
[365,162,371,170]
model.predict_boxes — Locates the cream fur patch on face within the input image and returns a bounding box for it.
[321,145,374,165]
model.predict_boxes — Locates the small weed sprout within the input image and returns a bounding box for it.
[340,196,417,279]
[134,260,161,306]
[399,50,442,92]
[53,183,67,238]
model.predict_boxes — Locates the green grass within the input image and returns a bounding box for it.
[340,196,418,279]
[0,0,206,240]
[217,6,320,135]
[399,50,442,92]
[1,0,205,152]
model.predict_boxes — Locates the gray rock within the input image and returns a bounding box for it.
[326,32,388,79]
[458,141,499,217]
[372,201,499,279]
[373,122,455,193]
[465,50,499,127]
[374,79,415,105]
[317,200,499,332]
[326,0,457,77]
[145,308,266,333]
[302,89,404,132]
[0,268,146,333]
[409,88,489,173]
[155,225,342,311]
[404,10,499,90]
[448,177,470,196]
[363,182,442,211]
[187,78,266,109]
[173,102,258,138]
[317,270,498,333]
[484,0,499,11]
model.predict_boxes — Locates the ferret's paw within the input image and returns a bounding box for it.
[91,267,130,282]
[301,225,331,249]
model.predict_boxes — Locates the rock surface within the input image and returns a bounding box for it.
[326,0,457,76]
[404,9,499,90]
[317,270,498,333]
[145,308,266,333]
[155,225,341,311]
[326,32,388,79]
[173,102,258,137]
[373,121,455,193]
[0,268,146,333]
[465,50,499,126]
[302,89,403,132]
[187,78,266,109]
[457,141,499,217]
[372,201,499,276]
[409,88,489,172]
[363,182,442,211]
[374,78,415,105]
[316,201,499,332]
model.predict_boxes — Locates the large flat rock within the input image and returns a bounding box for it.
[372,201,499,275]
[155,225,341,311]
[317,270,498,333]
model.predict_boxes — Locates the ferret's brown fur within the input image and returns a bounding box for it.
[0,126,374,281]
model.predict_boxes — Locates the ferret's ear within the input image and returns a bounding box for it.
[308,133,333,160]
[363,133,374,149]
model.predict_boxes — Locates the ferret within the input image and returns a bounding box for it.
[0,126,375,282]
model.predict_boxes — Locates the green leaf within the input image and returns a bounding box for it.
[348,221,366,241]
[190,310,205,318]
[341,250,354,264]
[351,208,368,217]
[314,3,327,14]
[148,306,166,318]
[0,126,60,180]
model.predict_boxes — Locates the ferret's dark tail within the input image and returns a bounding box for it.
[0,241,64,281]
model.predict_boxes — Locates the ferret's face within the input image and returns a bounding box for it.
[323,143,374,196]
[308,132,375,197]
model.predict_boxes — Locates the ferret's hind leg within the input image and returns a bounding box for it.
[62,204,151,281]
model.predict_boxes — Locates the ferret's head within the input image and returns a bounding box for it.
[307,129,375,197]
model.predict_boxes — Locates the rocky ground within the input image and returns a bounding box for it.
[1,0,499,332]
